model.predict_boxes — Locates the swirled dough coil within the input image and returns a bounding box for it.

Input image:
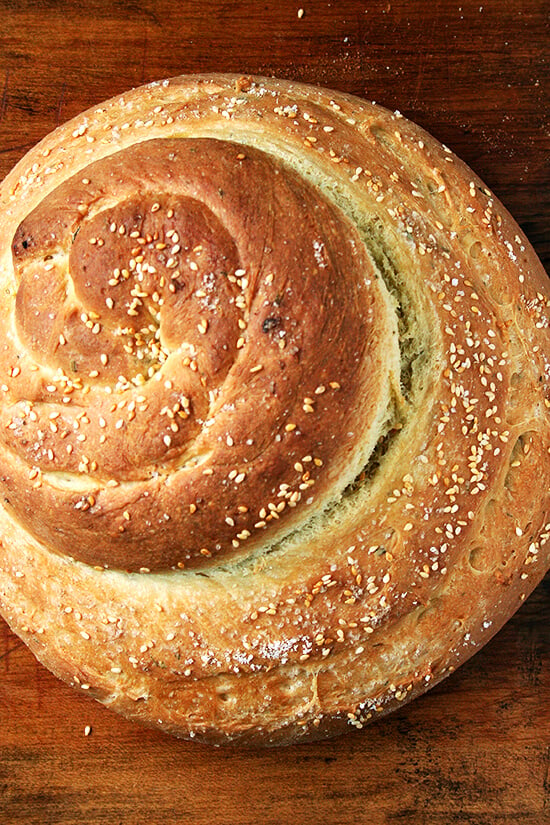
[0,74,548,745]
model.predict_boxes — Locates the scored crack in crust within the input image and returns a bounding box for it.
[0,73,548,745]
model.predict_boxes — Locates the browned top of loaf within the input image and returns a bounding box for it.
[2,137,393,570]
[0,74,547,745]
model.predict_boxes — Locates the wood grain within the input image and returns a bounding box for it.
[0,0,548,822]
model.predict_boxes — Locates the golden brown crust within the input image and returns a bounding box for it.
[2,136,392,571]
[0,73,548,745]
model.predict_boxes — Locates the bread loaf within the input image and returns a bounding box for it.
[0,74,548,745]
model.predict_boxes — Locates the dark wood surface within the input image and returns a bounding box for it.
[0,1,548,822]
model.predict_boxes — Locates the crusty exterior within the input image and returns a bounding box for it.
[0,73,548,746]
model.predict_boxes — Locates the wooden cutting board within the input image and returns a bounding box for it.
[0,1,548,822]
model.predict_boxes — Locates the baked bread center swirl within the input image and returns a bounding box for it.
[2,138,397,571]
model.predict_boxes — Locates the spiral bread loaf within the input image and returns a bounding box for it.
[0,74,548,745]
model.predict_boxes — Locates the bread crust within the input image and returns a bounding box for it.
[0,74,548,745]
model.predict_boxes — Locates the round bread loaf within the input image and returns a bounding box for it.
[0,74,548,746]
